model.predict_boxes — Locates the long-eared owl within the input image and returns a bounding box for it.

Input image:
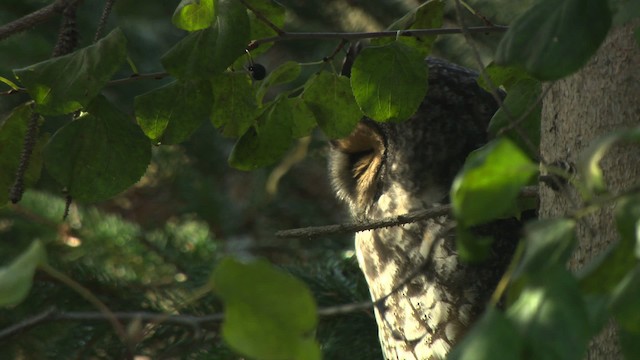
[329,58,521,359]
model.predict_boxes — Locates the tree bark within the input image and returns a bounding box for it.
[539,21,640,359]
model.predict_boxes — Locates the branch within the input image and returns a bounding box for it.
[276,186,539,239]
[0,300,377,342]
[248,25,508,50]
[0,0,69,42]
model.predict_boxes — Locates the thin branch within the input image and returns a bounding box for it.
[248,25,508,50]
[94,0,116,43]
[0,0,69,42]
[276,186,538,239]
[239,0,285,35]
[9,112,40,204]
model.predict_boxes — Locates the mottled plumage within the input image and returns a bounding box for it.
[329,58,520,359]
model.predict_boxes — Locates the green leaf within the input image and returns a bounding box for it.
[243,0,285,57]
[455,227,494,263]
[507,266,590,360]
[477,63,533,92]
[611,265,640,332]
[228,99,293,170]
[495,0,612,80]
[211,257,318,360]
[451,138,537,227]
[162,0,250,80]
[580,194,640,292]
[287,97,316,138]
[449,308,523,360]
[303,71,361,139]
[488,79,541,158]
[351,42,427,122]
[172,0,215,31]
[0,103,46,206]
[0,241,46,307]
[44,96,151,202]
[514,219,576,277]
[256,61,301,104]
[135,80,211,144]
[372,0,444,56]
[578,127,640,196]
[210,72,258,138]
[13,28,127,115]
[619,326,640,360]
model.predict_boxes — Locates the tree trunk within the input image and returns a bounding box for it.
[539,21,640,359]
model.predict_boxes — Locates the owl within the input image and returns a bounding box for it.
[329,58,522,359]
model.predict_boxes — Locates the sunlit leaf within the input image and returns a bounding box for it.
[44,96,151,202]
[135,80,211,144]
[351,42,427,122]
[13,28,127,115]
[0,241,46,307]
[0,103,46,206]
[451,138,537,227]
[495,0,611,80]
[211,257,318,360]
[172,0,215,31]
[162,0,250,80]
[303,71,361,139]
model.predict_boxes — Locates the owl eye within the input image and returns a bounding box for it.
[248,63,267,80]
[329,121,385,210]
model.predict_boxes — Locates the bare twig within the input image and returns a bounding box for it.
[248,25,508,50]
[94,0,116,43]
[0,0,69,42]
[9,112,40,204]
[239,0,285,35]
[276,186,539,239]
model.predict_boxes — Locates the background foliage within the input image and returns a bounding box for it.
[0,0,639,359]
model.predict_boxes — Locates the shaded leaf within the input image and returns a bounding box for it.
[287,97,316,138]
[451,138,537,227]
[135,80,211,144]
[488,79,541,158]
[162,0,250,80]
[351,42,427,122]
[611,265,640,332]
[0,241,46,307]
[495,0,611,80]
[303,72,361,139]
[172,0,215,31]
[44,96,151,202]
[243,0,285,57]
[257,61,301,104]
[477,63,533,91]
[455,227,494,263]
[580,194,640,292]
[619,326,640,360]
[228,99,292,170]
[14,28,127,115]
[507,266,590,360]
[515,219,576,277]
[211,257,318,360]
[0,103,46,206]
[449,308,523,360]
[578,127,640,196]
[210,72,258,138]
[372,0,444,56]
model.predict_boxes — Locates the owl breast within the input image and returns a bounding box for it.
[329,58,520,359]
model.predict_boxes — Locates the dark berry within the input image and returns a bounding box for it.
[249,63,267,80]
